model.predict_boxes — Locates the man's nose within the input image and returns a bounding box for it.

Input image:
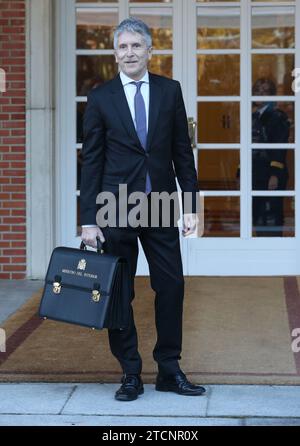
[128,44,140,55]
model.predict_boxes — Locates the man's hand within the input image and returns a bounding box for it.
[268,175,279,190]
[182,213,199,237]
[81,226,105,248]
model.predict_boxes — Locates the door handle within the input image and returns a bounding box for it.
[188,117,197,149]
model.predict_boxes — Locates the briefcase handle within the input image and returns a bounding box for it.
[80,236,104,254]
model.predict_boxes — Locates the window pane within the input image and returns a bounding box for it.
[77,102,87,144]
[149,55,172,78]
[76,8,118,50]
[252,54,295,96]
[204,197,240,237]
[198,54,240,96]
[130,0,172,2]
[198,149,240,191]
[252,6,295,49]
[77,55,117,96]
[197,7,240,49]
[198,0,239,2]
[130,8,173,49]
[252,149,294,191]
[198,102,240,144]
[252,0,292,2]
[77,149,82,191]
[77,0,118,2]
[252,196,294,237]
[77,196,81,237]
[252,101,294,144]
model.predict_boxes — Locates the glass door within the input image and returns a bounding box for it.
[64,0,181,274]
[185,0,299,275]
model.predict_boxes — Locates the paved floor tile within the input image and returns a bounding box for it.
[208,385,300,417]
[63,384,209,417]
[0,383,75,415]
[0,414,242,426]
[245,417,300,426]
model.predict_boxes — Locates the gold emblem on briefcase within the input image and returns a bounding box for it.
[92,290,101,302]
[53,281,61,294]
[77,259,86,271]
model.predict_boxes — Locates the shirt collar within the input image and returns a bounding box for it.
[120,70,149,86]
[258,104,269,116]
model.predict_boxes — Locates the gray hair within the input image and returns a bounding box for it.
[113,17,152,50]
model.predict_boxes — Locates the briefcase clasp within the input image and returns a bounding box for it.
[53,281,61,294]
[92,289,101,302]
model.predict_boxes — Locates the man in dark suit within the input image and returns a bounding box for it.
[80,18,205,401]
[251,78,290,236]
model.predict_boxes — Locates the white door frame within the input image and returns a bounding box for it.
[56,0,186,276]
[56,0,300,276]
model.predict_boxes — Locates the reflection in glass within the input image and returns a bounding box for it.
[252,101,294,144]
[77,55,117,96]
[285,150,294,191]
[76,9,118,50]
[130,8,173,49]
[204,197,240,237]
[198,54,240,96]
[77,102,87,144]
[197,7,240,49]
[252,196,294,237]
[198,149,240,191]
[198,102,240,143]
[252,149,294,191]
[252,6,295,49]
[252,54,294,96]
[149,55,172,78]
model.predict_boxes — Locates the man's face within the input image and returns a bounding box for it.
[115,31,152,80]
[252,81,273,107]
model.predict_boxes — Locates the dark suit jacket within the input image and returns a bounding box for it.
[252,106,289,190]
[80,72,199,226]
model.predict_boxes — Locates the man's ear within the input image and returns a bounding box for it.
[114,50,118,63]
[148,46,153,60]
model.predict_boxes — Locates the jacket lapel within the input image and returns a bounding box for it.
[110,74,144,153]
[109,72,163,153]
[146,73,162,152]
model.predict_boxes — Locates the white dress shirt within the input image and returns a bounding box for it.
[82,70,150,228]
[120,70,150,131]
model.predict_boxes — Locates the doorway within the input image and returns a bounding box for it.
[57,0,300,275]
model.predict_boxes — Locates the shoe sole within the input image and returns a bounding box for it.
[155,385,206,396]
[115,387,144,401]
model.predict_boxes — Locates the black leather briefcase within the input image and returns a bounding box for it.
[39,237,130,330]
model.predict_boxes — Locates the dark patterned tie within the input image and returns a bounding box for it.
[131,81,152,194]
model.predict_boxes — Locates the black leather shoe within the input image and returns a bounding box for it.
[115,374,144,401]
[155,371,206,396]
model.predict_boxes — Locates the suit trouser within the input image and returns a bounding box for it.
[101,199,184,376]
